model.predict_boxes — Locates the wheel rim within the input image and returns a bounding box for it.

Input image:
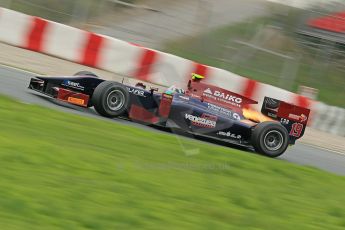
[106,90,125,111]
[263,130,284,151]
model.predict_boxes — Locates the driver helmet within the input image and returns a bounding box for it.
[165,85,185,95]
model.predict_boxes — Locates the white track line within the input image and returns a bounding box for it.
[0,63,42,75]
[302,143,345,156]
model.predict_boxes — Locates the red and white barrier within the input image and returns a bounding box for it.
[0,7,343,136]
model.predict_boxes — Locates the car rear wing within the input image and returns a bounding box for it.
[261,97,310,142]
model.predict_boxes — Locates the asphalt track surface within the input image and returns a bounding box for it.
[0,65,344,176]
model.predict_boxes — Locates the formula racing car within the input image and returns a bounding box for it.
[28,71,310,157]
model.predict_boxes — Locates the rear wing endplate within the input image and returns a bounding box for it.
[261,97,310,142]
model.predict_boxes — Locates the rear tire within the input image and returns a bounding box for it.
[74,71,98,78]
[92,81,130,118]
[251,121,289,158]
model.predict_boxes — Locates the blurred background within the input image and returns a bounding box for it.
[0,0,344,107]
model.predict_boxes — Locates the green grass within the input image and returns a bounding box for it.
[164,15,345,107]
[0,95,345,229]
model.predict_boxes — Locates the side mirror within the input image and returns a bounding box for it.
[150,87,159,94]
[135,82,147,89]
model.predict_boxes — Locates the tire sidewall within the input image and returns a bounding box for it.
[252,122,289,157]
[92,82,130,117]
[101,85,129,116]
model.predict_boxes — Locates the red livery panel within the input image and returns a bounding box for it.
[56,88,89,107]
[129,104,160,124]
[277,101,310,125]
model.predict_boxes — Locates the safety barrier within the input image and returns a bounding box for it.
[0,7,343,136]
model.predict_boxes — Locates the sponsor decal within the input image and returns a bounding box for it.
[204,88,213,94]
[63,80,85,91]
[217,131,242,139]
[267,112,277,118]
[203,88,242,107]
[127,87,146,97]
[233,113,241,121]
[206,103,241,120]
[207,103,231,116]
[67,97,85,106]
[288,113,307,122]
[178,95,190,101]
[280,118,290,125]
[185,113,217,128]
[300,114,308,122]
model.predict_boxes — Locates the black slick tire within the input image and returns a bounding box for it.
[91,81,130,118]
[74,71,99,78]
[251,121,289,158]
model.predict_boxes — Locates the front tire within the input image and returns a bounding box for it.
[74,71,99,78]
[91,81,130,118]
[251,121,289,158]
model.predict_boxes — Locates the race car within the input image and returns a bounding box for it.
[28,71,310,157]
